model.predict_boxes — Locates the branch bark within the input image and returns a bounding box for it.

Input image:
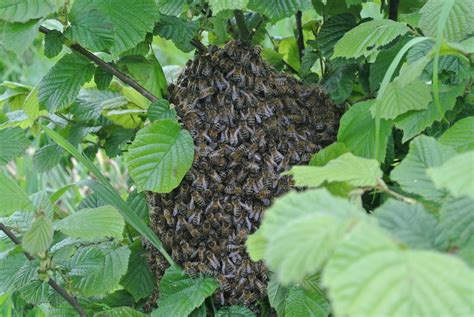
[388,0,400,21]
[295,11,305,62]
[0,223,87,317]
[39,26,158,103]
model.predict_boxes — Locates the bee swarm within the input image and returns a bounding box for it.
[145,41,342,310]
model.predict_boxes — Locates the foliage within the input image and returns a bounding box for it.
[0,0,473,316]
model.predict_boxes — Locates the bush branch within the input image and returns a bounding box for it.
[295,11,305,62]
[39,26,158,103]
[0,223,87,317]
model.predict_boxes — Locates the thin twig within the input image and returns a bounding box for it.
[0,223,87,317]
[191,38,207,53]
[39,26,158,103]
[295,11,305,62]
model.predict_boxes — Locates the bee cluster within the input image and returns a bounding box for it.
[145,41,342,310]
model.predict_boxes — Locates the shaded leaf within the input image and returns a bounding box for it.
[2,19,40,55]
[439,196,474,249]
[247,0,312,21]
[438,117,474,153]
[0,172,33,217]
[148,99,176,121]
[215,306,255,317]
[0,0,56,22]
[309,142,350,167]
[44,29,63,58]
[209,0,248,14]
[318,13,357,58]
[0,127,29,165]
[22,214,53,254]
[154,15,199,52]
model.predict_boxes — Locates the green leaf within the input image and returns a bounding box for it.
[323,222,474,317]
[247,0,312,21]
[0,0,56,22]
[439,196,474,249]
[309,143,350,167]
[118,55,167,99]
[17,280,49,305]
[157,0,186,15]
[428,151,474,199]
[70,0,158,55]
[126,119,194,193]
[38,53,95,112]
[317,13,357,58]
[333,19,410,59]
[55,205,125,240]
[253,189,368,284]
[33,143,63,173]
[2,19,39,55]
[208,0,248,14]
[125,190,149,223]
[395,84,464,143]
[95,307,147,317]
[104,127,136,158]
[154,15,199,53]
[120,241,155,301]
[215,306,255,317]
[66,9,115,52]
[0,127,29,164]
[22,214,53,254]
[337,100,392,162]
[44,29,63,58]
[71,88,127,122]
[322,63,357,103]
[151,267,218,317]
[148,99,176,121]
[94,66,113,90]
[438,117,474,153]
[0,172,34,216]
[267,275,330,317]
[419,0,473,42]
[391,135,456,202]
[287,153,382,188]
[0,253,28,293]
[245,229,266,261]
[374,199,442,249]
[70,245,131,296]
[374,79,432,120]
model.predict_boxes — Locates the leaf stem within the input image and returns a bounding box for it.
[38,26,159,103]
[0,223,87,317]
[376,180,417,204]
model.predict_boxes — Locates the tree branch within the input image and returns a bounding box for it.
[388,0,400,21]
[233,10,251,43]
[295,11,305,62]
[0,223,87,317]
[39,26,158,103]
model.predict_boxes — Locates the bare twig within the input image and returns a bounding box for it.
[191,38,207,53]
[0,223,87,317]
[388,0,400,21]
[295,11,305,62]
[39,26,158,103]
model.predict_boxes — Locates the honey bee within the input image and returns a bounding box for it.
[184,261,197,278]
[198,87,215,100]
[207,253,221,270]
[246,161,260,174]
[191,211,202,225]
[255,280,266,294]
[191,191,205,207]
[180,241,193,256]
[192,174,208,191]
[218,275,232,292]
[315,122,326,132]
[198,263,216,276]
[205,195,222,213]
[231,144,248,160]
[242,291,257,306]
[220,221,231,235]
[185,223,200,238]
[208,239,220,254]
[163,209,174,226]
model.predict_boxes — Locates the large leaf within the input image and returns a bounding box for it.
[69,245,131,296]
[428,151,474,199]
[1,19,39,55]
[395,84,464,143]
[154,15,199,53]
[157,0,186,15]
[71,88,128,122]
[0,127,29,164]
[374,79,432,120]
[95,307,147,317]
[0,253,29,293]
[215,306,255,317]
[438,117,474,153]
[419,0,473,42]
[120,241,155,301]
[333,19,409,59]
[337,100,392,162]
[70,0,158,55]
[391,135,456,202]
[309,143,350,167]
[374,199,442,249]
[44,29,63,58]
[250,189,368,284]
[55,205,125,240]
[439,196,474,250]
[208,0,248,14]
[247,0,312,21]
[148,99,177,121]
[287,153,382,188]
[0,0,56,22]
[22,214,53,255]
[33,144,63,172]
[151,267,218,317]
[126,119,194,193]
[0,172,33,216]
[323,222,474,317]
[317,13,357,58]
[66,9,115,52]
[38,53,95,112]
